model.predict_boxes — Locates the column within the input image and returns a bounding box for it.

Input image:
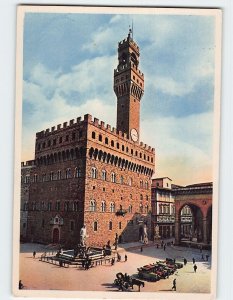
[175,216,181,245]
[203,217,207,244]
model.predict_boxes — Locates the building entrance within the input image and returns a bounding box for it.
[52,228,59,243]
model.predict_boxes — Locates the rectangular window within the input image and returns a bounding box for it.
[94,221,98,231]
[70,221,74,231]
[119,222,122,229]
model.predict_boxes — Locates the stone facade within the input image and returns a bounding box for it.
[23,32,155,247]
[20,160,36,241]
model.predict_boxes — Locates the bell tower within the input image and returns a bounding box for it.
[114,30,144,142]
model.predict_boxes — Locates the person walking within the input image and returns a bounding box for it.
[124,254,127,262]
[172,278,176,291]
[183,258,187,266]
[163,244,166,251]
[140,246,143,252]
[192,257,195,264]
[33,251,36,258]
[193,264,197,273]
[206,254,209,261]
[117,252,121,262]
[111,257,115,266]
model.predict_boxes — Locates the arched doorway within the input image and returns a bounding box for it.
[52,228,60,243]
[176,203,204,244]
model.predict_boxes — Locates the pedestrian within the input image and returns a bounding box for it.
[114,233,118,250]
[156,244,159,249]
[192,257,195,264]
[206,254,209,261]
[140,246,143,252]
[184,258,187,266]
[163,244,166,251]
[19,280,24,289]
[201,254,204,260]
[111,257,115,265]
[193,264,197,273]
[82,259,85,268]
[172,278,176,291]
[33,251,36,258]
[117,252,121,262]
[125,254,127,262]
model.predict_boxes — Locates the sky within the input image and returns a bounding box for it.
[22,11,217,185]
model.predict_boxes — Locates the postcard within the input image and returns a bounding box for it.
[13,5,222,299]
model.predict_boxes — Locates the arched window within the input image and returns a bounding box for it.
[145,181,149,190]
[93,221,98,231]
[33,174,38,183]
[50,171,54,181]
[48,202,52,211]
[146,195,149,201]
[73,201,79,212]
[92,131,96,139]
[116,142,119,149]
[57,170,61,180]
[111,172,116,183]
[75,167,81,178]
[110,202,115,212]
[102,170,107,181]
[120,176,124,185]
[99,134,102,142]
[90,200,96,212]
[64,201,69,211]
[101,201,106,212]
[128,205,133,213]
[42,174,46,182]
[66,168,71,179]
[122,145,125,151]
[111,140,114,147]
[109,221,113,230]
[91,167,97,179]
[105,137,108,144]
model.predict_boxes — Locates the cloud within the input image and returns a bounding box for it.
[22,13,217,185]
[140,112,213,185]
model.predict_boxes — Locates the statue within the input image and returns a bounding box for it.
[154,224,160,242]
[143,224,148,244]
[80,225,87,247]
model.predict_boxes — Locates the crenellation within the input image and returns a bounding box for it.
[57,124,61,130]
[51,126,55,132]
[69,119,74,126]
[112,127,116,134]
[63,122,67,128]
[84,114,92,122]
[94,117,99,126]
[77,117,81,123]
[100,121,105,128]
[106,124,111,131]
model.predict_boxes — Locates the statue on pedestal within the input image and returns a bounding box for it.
[80,224,88,247]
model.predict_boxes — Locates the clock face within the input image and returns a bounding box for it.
[130,128,139,142]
